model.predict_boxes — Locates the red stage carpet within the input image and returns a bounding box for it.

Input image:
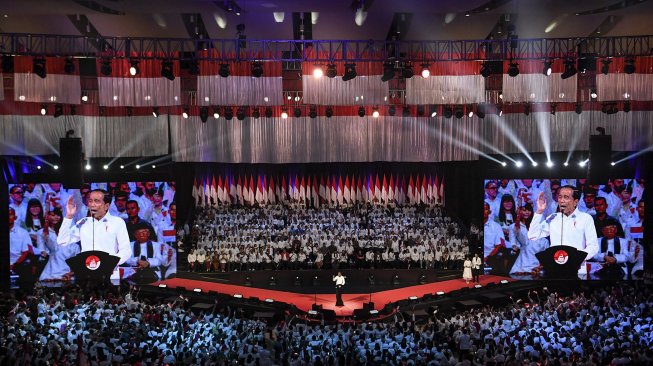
[157,275,512,316]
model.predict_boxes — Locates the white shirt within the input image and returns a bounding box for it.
[333,274,346,286]
[10,225,32,266]
[528,208,599,270]
[58,212,132,265]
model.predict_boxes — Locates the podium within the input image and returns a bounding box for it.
[536,245,587,279]
[66,251,120,283]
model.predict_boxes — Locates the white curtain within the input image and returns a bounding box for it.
[502,73,577,103]
[14,73,81,104]
[405,75,485,105]
[596,74,653,101]
[197,76,283,106]
[98,77,181,107]
[302,75,389,105]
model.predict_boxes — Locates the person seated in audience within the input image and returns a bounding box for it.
[122,223,165,283]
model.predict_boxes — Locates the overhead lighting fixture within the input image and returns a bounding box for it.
[402,62,414,79]
[224,107,234,120]
[561,59,577,79]
[420,63,430,78]
[501,162,507,167]
[358,106,365,117]
[182,107,189,119]
[100,59,112,76]
[292,107,301,118]
[342,63,357,81]
[218,63,230,77]
[455,106,464,119]
[601,59,611,75]
[280,109,288,119]
[251,61,263,78]
[161,60,175,81]
[515,161,523,167]
[40,104,47,116]
[624,58,635,74]
[213,107,220,119]
[152,107,160,118]
[103,164,108,170]
[476,104,485,118]
[135,164,140,169]
[193,288,202,293]
[199,106,209,123]
[53,104,63,118]
[532,161,538,167]
[129,59,140,76]
[85,163,91,170]
[325,63,337,78]
[507,62,519,77]
[443,106,453,119]
[312,65,324,78]
[237,107,247,120]
[309,105,317,119]
[590,89,598,99]
[252,107,260,119]
[575,103,582,114]
[372,108,379,118]
[64,58,75,74]
[480,62,491,78]
[623,100,631,113]
[429,105,437,117]
[158,284,167,288]
[546,161,554,168]
[33,57,47,78]
[524,104,530,116]
[81,92,89,102]
[388,105,396,116]
[467,108,474,118]
[325,106,333,118]
[543,60,552,76]
[381,61,395,82]
[550,104,557,115]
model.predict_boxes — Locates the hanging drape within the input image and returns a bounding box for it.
[501,59,577,103]
[13,56,81,104]
[97,53,181,107]
[596,58,653,101]
[405,59,486,105]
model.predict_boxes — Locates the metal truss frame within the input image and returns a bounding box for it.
[1,33,651,62]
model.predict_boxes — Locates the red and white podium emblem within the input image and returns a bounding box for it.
[85,255,101,270]
[553,249,568,265]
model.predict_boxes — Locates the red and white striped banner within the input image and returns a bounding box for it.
[502,59,577,103]
[406,57,485,105]
[596,57,653,101]
[13,56,81,104]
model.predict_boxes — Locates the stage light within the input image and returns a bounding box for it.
[550,104,556,115]
[524,104,530,116]
[436,291,445,296]
[120,165,124,169]
[420,63,430,78]
[499,92,503,99]
[474,284,482,288]
[368,274,375,286]
[161,60,175,80]
[309,105,317,119]
[103,164,108,170]
[579,160,587,167]
[53,165,59,170]
[100,59,112,76]
[381,61,395,82]
[264,298,274,303]
[563,162,569,167]
[507,62,519,77]
[233,293,243,298]
[455,107,464,119]
[218,63,230,77]
[308,310,318,315]
[500,279,509,284]
[313,65,324,78]
[53,104,63,118]
[252,107,260,119]
[81,92,89,102]
[64,58,75,74]
[532,161,538,167]
[392,274,400,286]
[265,107,273,118]
[543,60,552,76]
[325,63,337,78]
[388,105,396,116]
[224,107,234,120]
[546,161,554,168]
[40,105,47,115]
[129,59,140,76]
[501,162,507,167]
[480,62,491,77]
[36,165,41,170]
[294,276,301,286]
[624,58,635,74]
[281,109,288,119]
[430,105,437,117]
[515,161,523,167]
[467,109,474,118]
[611,162,616,166]
[419,274,427,285]
[402,63,414,78]
[443,107,453,119]
[476,104,485,118]
[358,106,365,117]
[575,103,583,114]
[158,284,167,288]
[182,107,189,119]
[342,63,357,81]
[624,101,631,113]
[290,107,299,118]
[152,107,160,118]
[136,164,141,169]
[200,107,209,123]
[33,57,47,78]
[590,89,597,99]
[251,61,263,77]
[408,296,418,300]
[372,108,379,118]
[85,163,91,170]
[561,59,577,79]
[402,105,410,117]
[213,107,221,119]
[601,59,611,75]
[237,107,247,120]
[417,105,425,117]
[369,309,379,315]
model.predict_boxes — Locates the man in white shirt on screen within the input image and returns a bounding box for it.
[528,185,599,278]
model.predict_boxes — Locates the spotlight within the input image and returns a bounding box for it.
[158,284,167,288]
[550,104,556,115]
[244,276,252,286]
[199,106,209,123]
[252,107,260,119]
[476,104,485,118]
[416,105,425,116]
[325,106,333,118]
[480,62,491,78]
[152,107,160,118]
[33,57,47,78]
[474,284,483,289]
[388,105,396,116]
[325,63,337,78]
[543,60,552,76]
[53,165,59,170]
[601,59,611,75]
[501,162,507,167]
[161,60,175,81]
[532,161,538,167]
[624,58,635,74]
[281,109,288,119]
[53,104,63,118]
[507,62,519,77]
[151,165,156,169]
[358,106,365,117]
[546,161,554,168]
[419,274,427,285]
[136,164,141,169]
[81,92,89,102]
[291,107,299,118]
[269,276,276,286]
[436,291,445,296]
[402,106,410,117]
[443,107,453,119]
[409,296,419,300]
[40,104,47,115]
[342,63,357,81]
[312,65,324,78]
[103,164,108,170]
[561,59,577,79]
[575,103,582,114]
[372,108,379,118]
[402,63,414,78]
[590,89,597,99]
[381,61,395,82]
[515,161,523,167]
[564,162,569,166]
[37,165,41,170]
[611,162,616,166]
[429,105,437,117]
[100,59,112,76]
[213,107,220,119]
[420,63,430,78]
[579,160,587,167]
[233,293,243,298]
[524,104,530,116]
[224,107,234,120]
[392,275,400,286]
[129,59,140,76]
[182,107,189,119]
[294,276,301,286]
[467,108,474,118]
[251,61,263,77]
[368,274,375,286]
[309,105,317,119]
[85,163,91,170]
[64,58,75,74]
[120,165,124,169]
[218,63,230,77]
[623,101,631,113]
[237,107,247,120]
[455,106,464,119]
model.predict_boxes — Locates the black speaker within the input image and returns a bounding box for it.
[588,134,611,185]
[59,137,84,189]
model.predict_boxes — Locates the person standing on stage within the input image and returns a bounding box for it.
[58,190,132,267]
[462,257,473,284]
[528,186,599,278]
[471,253,482,283]
[333,271,346,306]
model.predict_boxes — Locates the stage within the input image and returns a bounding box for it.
[156,270,514,317]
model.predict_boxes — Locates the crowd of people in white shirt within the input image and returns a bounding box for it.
[184,203,472,273]
[1,280,652,365]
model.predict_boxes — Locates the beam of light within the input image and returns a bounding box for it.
[613,145,653,164]
[213,12,227,29]
[107,117,163,166]
[426,123,504,164]
[579,158,589,167]
[444,13,457,24]
[544,14,568,33]
[564,114,585,164]
[535,114,551,164]
[21,119,59,155]
[355,9,368,26]
[458,125,516,163]
[140,155,173,167]
[152,13,167,28]
[487,115,536,164]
